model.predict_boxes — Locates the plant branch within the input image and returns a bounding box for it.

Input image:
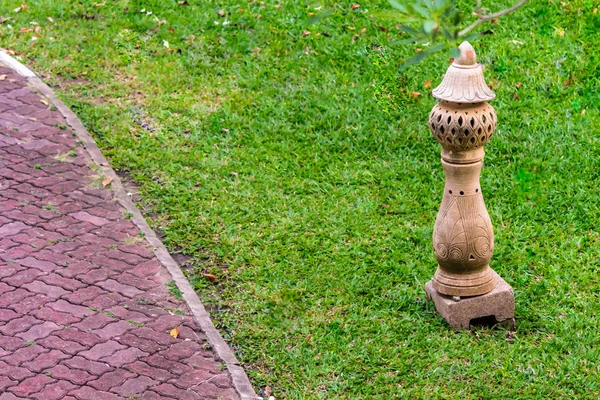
[458,0,527,37]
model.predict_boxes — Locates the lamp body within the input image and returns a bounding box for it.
[428,48,499,297]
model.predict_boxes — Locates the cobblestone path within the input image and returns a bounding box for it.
[0,65,240,399]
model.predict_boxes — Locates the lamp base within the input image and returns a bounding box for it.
[425,271,515,330]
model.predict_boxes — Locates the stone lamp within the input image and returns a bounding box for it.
[424,42,515,330]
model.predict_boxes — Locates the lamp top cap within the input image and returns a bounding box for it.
[431,41,495,102]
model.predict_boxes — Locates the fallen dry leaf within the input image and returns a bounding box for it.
[416,48,423,53]
[423,80,432,89]
[102,176,113,187]
[0,16,11,23]
[0,75,5,81]
[217,9,225,17]
[351,4,360,10]
[40,99,48,105]
[562,79,571,86]
[302,30,311,36]
[178,0,190,5]
[14,3,26,13]
[512,92,520,100]
[203,273,218,281]
[410,91,421,98]
[265,386,272,396]
[515,82,522,89]
[170,327,179,338]
[20,27,34,32]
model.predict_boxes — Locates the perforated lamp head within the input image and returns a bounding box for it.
[432,41,495,103]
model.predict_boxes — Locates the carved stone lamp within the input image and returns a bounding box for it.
[424,42,515,330]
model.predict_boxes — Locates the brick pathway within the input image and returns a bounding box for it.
[0,66,240,399]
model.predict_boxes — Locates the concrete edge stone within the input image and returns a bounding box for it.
[0,52,261,400]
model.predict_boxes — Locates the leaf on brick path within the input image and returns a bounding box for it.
[351,4,360,10]
[515,82,522,89]
[102,176,113,187]
[410,91,421,98]
[40,98,48,105]
[203,273,218,281]
[423,80,431,89]
[170,327,179,338]
[302,30,311,36]
[0,75,5,81]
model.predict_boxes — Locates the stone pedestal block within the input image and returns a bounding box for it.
[425,272,515,330]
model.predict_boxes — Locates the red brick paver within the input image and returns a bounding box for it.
[0,66,239,399]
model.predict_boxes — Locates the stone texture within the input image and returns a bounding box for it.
[425,272,515,330]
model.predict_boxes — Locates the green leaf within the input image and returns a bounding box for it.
[388,0,407,13]
[423,20,437,33]
[412,3,430,17]
[462,32,481,41]
[399,25,421,35]
[400,43,445,71]
[305,9,334,26]
[441,27,455,40]
[434,0,447,9]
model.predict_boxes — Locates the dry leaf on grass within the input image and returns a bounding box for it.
[423,80,432,89]
[351,4,360,10]
[203,273,218,281]
[410,91,422,98]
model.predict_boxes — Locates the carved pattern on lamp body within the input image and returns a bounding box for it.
[429,101,497,151]
[433,194,493,263]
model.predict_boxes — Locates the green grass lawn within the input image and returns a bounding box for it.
[2,0,600,398]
